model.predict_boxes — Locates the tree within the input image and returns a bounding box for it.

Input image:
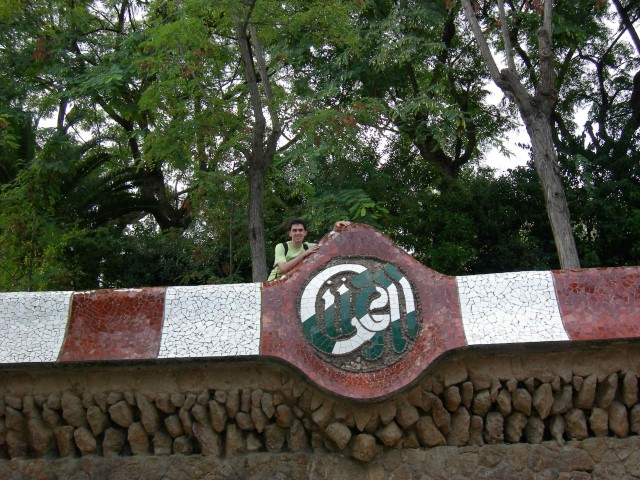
[5,0,639,290]
[142,0,366,281]
[0,0,196,230]
[372,134,556,274]
[550,0,640,266]
[284,0,511,179]
[461,0,580,269]
[233,1,285,281]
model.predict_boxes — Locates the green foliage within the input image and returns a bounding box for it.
[376,139,556,274]
[0,110,34,184]
[297,188,389,238]
[1,0,640,291]
[0,183,60,291]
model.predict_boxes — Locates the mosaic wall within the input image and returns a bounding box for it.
[1,224,640,401]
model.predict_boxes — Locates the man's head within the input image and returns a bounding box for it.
[288,218,308,245]
[288,218,307,232]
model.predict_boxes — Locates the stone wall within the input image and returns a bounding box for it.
[1,342,639,479]
[3,438,640,480]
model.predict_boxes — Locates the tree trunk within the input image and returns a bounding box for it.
[234,9,276,282]
[461,0,580,269]
[248,157,268,281]
[521,105,580,269]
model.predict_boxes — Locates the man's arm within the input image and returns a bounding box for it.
[276,244,320,275]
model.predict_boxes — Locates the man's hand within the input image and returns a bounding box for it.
[303,244,320,257]
[333,220,351,230]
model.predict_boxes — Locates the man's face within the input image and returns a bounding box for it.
[288,223,307,244]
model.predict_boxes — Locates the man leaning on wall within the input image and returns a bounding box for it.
[267,219,350,281]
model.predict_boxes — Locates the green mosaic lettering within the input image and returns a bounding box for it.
[323,303,340,340]
[302,315,336,353]
[363,331,384,360]
[301,262,418,363]
[340,290,355,335]
[391,320,407,353]
[406,311,418,339]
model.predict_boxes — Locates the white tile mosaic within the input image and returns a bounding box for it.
[0,291,72,363]
[299,264,366,322]
[457,271,569,345]
[158,284,262,358]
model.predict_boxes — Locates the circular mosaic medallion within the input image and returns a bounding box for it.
[299,258,421,372]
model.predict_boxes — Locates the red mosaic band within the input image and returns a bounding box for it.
[553,267,640,341]
[59,288,166,362]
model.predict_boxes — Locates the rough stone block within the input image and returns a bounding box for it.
[443,386,462,413]
[136,393,161,434]
[264,424,286,453]
[287,418,308,452]
[496,389,512,416]
[275,404,294,428]
[484,412,504,444]
[164,414,184,439]
[575,374,597,409]
[589,408,609,437]
[236,411,255,431]
[622,372,638,408]
[416,417,446,447]
[376,421,403,447]
[395,400,419,429]
[74,426,97,456]
[525,416,544,444]
[102,427,125,456]
[193,421,221,456]
[109,401,134,428]
[505,412,527,443]
[86,405,109,437]
[209,400,227,433]
[551,385,573,415]
[152,431,172,455]
[351,434,378,462]
[225,424,247,458]
[128,422,150,455]
[565,409,588,441]
[54,426,76,457]
[533,383,554,419]
[472,390,492,417]
[596,374,618,409]
[326,422,352,450]
[447,407,470,446]
[512,388,532,416]
[550,414,566,445]
[608,401,629,438]
[61,393,86,428]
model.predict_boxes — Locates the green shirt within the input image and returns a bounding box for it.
[267,241,316,281]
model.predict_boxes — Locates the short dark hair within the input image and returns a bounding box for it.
[288,218,307,231]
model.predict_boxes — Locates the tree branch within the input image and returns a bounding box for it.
[249,23,281,157]
[555,47,576,92]
[537,1,555,101]
[234,17,266,161]
[497,0,517,72]
[613,0,640,55]
[461,0,502,83]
